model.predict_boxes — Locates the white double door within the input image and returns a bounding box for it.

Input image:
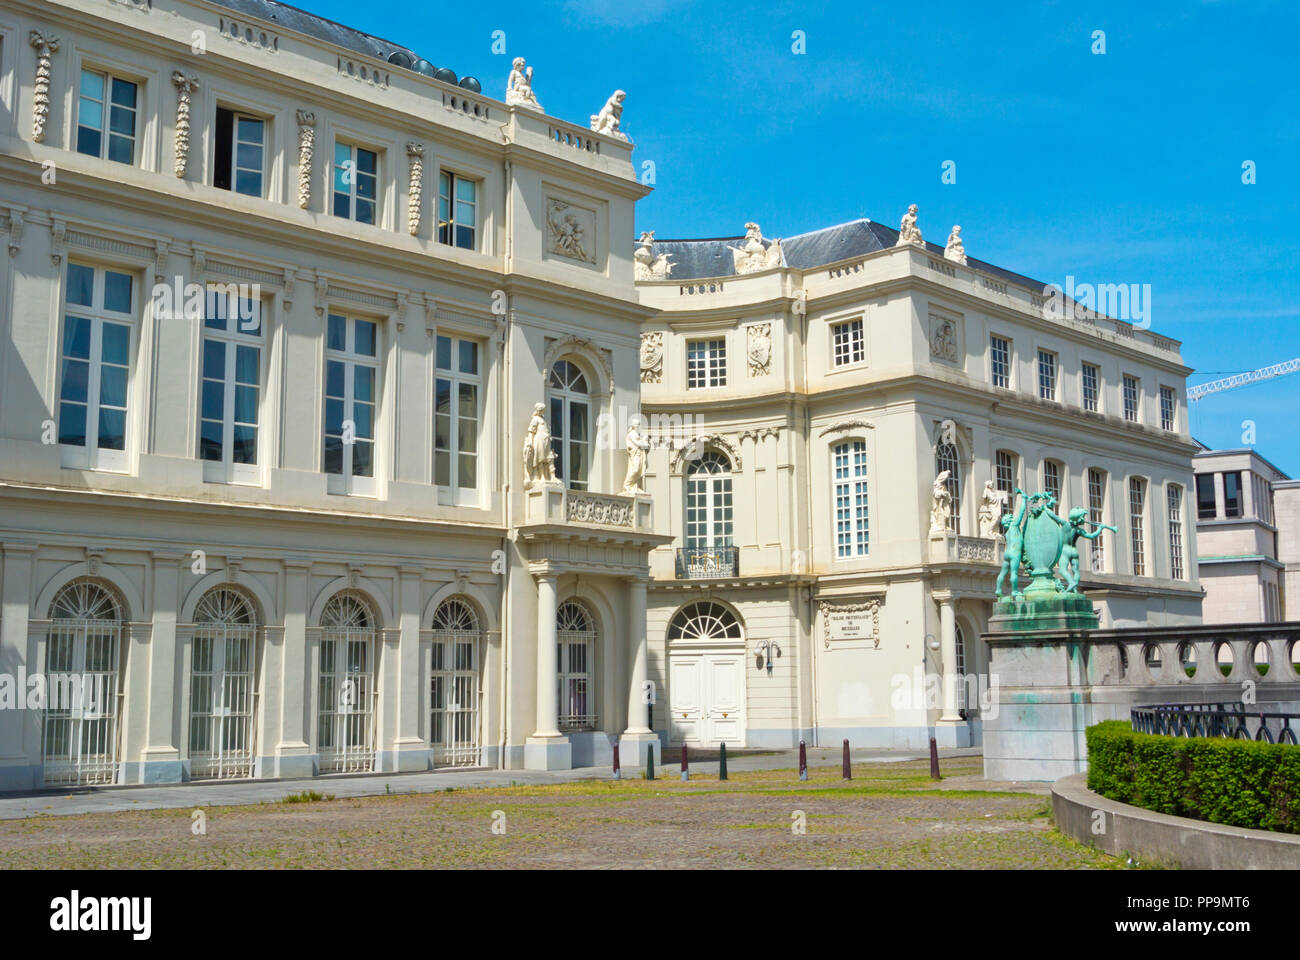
[668,650,745,746]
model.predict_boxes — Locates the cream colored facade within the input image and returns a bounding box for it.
[637,226,1203,749]
[0,0,667,790]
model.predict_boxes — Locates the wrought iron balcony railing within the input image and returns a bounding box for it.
[675,545,739,579]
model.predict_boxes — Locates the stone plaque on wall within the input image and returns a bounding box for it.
[819,598,881,649]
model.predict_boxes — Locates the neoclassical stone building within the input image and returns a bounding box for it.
[0,0,666,790]
[635,219,1203,749]
[0,0,1203,790]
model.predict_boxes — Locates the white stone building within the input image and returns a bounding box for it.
[636,220,1203,750]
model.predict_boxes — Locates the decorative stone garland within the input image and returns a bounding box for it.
[29,31,61,144]
[406,142,424,237]
[171,71,200,178]
[295,111,316,209]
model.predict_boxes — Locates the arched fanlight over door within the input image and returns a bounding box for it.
[667,601,743,643]
[548,360,590,490]
[318,592,377,773]
[44,581,124,786]
[189,587,258,780]
[430,597,482,767]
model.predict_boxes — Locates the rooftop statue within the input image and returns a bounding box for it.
[944,225,967,264]
[896,203,923,246]
[731,222,784,274]
[634,231,673,280]
[590,90,628,140]
[506,57,543,112]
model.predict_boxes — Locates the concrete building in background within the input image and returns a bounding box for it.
[1193,445,1289,623]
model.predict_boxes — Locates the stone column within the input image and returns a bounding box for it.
[938,597,961,721]
[0,541,36,791]
[618,574,659,770]
[525,569,570,769]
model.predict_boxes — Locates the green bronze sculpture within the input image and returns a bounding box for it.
[1048,506,1118,593]
[994,487,1028,599]
[994,489,1116,599]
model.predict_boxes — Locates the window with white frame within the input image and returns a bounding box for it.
[58,262,135,471]
[1159,386,1176,431]
[685,451,734,553]
[1123,375,1140,422]
[548,360,590,490]
[213,107,265,198]
[996,450,1016,520]
[1042,460,1062,506]
[1129,477,1147,576]
[434,335,481,503]
[76,68,137,164]
[832,318,865,367]
[333,142,378,225]
[936,441,961,534]
[1082,363,1100,412]
[188,587,258,781]
[1167,483,1184,579]
[833,440,869,558]
[429,598,481,767]
[199,289,263,484]
[1037,349,1057,400]
[557,600,596,729]
[1088,468,1107,572]
[687,338,727,389]
[438,171,478,249]
[323,314,379,494]
[317,593,378,773]
[990,335,1011,388]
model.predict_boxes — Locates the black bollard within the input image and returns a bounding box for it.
[929,736,941,780]
[645,743,655,781]
[681,744,689,781]
[842,738,851,780]
[719,741,728,781]
[798,738,808,781]
[613,739,621,780]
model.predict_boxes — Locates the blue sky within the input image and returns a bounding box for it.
[303,0,1299,473]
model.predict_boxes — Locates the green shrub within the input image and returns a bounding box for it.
[280,789,333,804]
[1086,720,1300,834]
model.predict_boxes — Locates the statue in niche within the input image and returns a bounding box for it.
[930,471,953,535]
[896,203,923,246]
[622,418,651,495]
[590,90,628,140]
[506,57,543,111]
[944,225,967,264]
[634,231,673,280]
[978,479,1008,540]
[731,222,784,275]
[522,402,557,486]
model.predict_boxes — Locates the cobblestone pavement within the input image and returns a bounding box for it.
[0,756,1118,869]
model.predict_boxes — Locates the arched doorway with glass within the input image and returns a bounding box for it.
[428,597,483,767]
[42,581,125,786]
[317,591,379,774]
[547,359,591,490]
[187,587,259,780]
[666,600,746,748]
[681,450,734,578]
[557,599,597,731]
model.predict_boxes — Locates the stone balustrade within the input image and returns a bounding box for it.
[521,484,654,533]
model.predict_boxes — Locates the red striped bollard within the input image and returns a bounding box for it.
[681,744,689,781]
[798,739,808,781]
[842,739,851,780]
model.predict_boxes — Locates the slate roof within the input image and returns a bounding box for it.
[648,218,1049,292]
[211,0,422,66]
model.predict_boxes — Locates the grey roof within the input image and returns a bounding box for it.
[650,218,1049,291]
[211,0,421,66]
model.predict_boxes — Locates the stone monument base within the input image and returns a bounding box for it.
[988,591,1098,633]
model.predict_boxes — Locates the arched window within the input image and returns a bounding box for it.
[954,624,970,712]
[43,581,123,786]
[667,601,743,643]
[548,360,590,490]
[833,440,869,558]
[189,588,258,780]
[685,451,733,552]
[430,598,482,767]
[318,592,377,773]
[557,600,595,729]
[936,441,961,534]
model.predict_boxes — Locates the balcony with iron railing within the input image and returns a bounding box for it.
[674,545,740,579]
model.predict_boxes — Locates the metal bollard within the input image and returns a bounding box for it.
[929,736,941,780]
[613,739,621,780]
[681,744,689,781]
[798,738,808,781]
[719,741,728,781]
[842,738,851,780]
[645,743,656,781]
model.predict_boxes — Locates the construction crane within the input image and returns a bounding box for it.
[1188,358,1300,402]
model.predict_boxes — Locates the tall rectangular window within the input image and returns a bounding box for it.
[1081,363,1099,412]
[990,335,1010,388]
[323,314,378,494]
[1088,468,1106,572]
[1129,477,1147,576]
[1042,460,1061,505]
[76,69,137,164]
[213,108,265,197]
[58,263,134,471]
[1195,473,1216,519]
[199,289,262,483]
[833,440,869,558]
[434,335,480,502]
[1223,471,1242,517]
[1037,349,1057,400]
[334,142,378,225]
[995,450,1015,503]
[438,172,477,250]
[687,338,727,388]
[1167,484,1184,579]
[1159,386,1176,431]
[832,319,865,367]
[1123,375,1140,422]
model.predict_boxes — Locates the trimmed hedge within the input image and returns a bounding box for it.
[1086,720,1300,834]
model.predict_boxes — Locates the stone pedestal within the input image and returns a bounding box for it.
[617,732,660,773]
[525,735,572,771]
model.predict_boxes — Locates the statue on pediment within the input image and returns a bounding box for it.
[590,90,628,140]
[506,57,543,112]
[944,224,967,264]
[634,231,673,280]
[896,204,923,246]
[731,222,784,275]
